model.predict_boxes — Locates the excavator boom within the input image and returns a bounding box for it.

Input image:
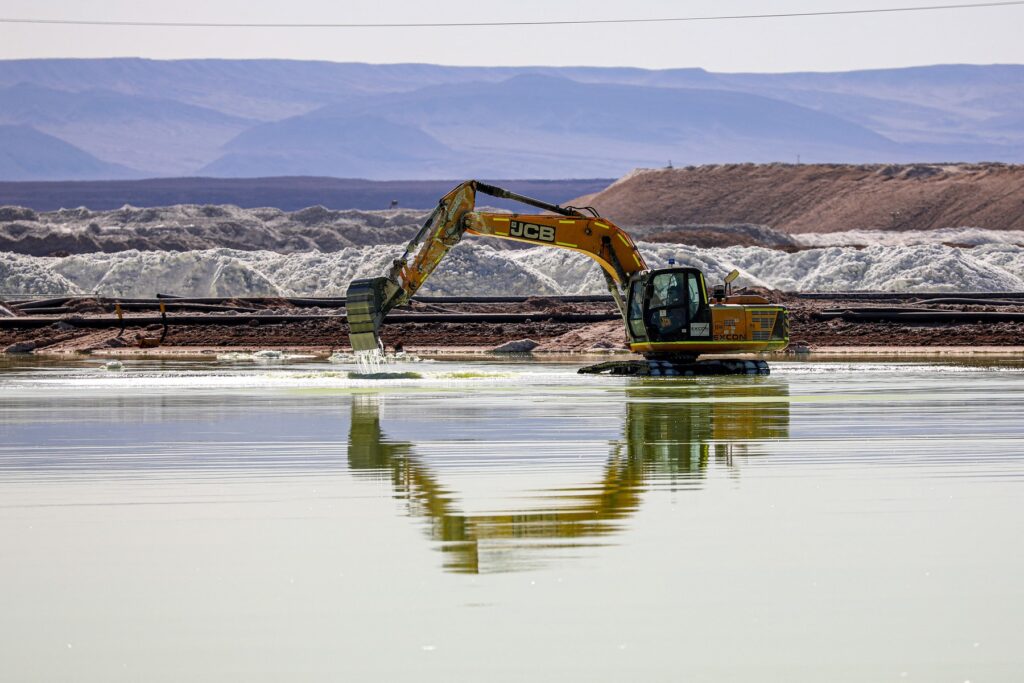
[346,180,646,351]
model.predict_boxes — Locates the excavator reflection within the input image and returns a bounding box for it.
[347,382,790,573]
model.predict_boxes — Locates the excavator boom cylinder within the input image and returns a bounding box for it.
[473,181,579,217]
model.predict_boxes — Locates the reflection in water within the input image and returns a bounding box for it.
[621,382,790,479]
[348,380,790,573]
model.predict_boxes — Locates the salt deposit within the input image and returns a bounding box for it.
[793,228,1024,248]
[4,241,1024,296]
[216,350,313,361]
[0,204,431,256]
[708,244,1024,292]
[0,252,81,295]
[216,352,255,361]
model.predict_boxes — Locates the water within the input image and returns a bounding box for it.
[354,347,389,375]
[1,355,1023,681]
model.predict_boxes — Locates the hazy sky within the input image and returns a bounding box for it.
[1,0,1022,72]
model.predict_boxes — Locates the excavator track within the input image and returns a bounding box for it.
[578,358,770,377]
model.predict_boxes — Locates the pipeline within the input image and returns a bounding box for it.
[0,311,619,330]
[817,310,1024,324]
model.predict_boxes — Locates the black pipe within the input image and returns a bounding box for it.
[9,294,617,309]
[0,312,619,329]
[797,291,1024,300]
[11,296,75,310]
[817,310,1024,323]
[112,302,263,313]
[413,294,614,303]
[914,298,1024,307]
[821,307,942,314]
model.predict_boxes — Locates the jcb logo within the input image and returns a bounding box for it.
[509,220,555,243]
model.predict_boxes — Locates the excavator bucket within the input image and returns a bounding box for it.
[345,277,403,352]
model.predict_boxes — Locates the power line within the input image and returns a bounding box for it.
[0,1,1022,29]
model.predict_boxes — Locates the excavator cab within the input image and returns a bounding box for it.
[625,268,711,346]
[617,265,789,372]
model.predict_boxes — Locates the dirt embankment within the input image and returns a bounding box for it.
[574,163,1024,234]
[4,296,1024,355]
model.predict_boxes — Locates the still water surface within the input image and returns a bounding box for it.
[1,356,1022,681]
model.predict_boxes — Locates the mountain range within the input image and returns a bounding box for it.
[0,59,1021,180]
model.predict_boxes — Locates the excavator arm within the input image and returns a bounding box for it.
[346,180,648,352]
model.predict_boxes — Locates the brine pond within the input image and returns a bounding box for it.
[1,355,1022,681]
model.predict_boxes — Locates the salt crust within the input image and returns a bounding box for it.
[4,241,1024,296]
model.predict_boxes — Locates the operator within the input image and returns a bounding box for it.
[648,276,686,337]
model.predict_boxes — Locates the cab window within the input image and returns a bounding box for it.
[687,274,702,319]
[647,273,688,338]
[649,273,686,309]
[627,280,646,339]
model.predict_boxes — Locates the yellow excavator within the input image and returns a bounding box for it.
[346,180,788,375]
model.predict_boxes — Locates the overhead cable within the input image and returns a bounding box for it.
[1,1,1023,29]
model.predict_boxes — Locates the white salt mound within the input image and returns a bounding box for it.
[3,241,1024,295]
[794,228,1024,248]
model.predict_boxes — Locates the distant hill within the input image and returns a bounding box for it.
[0,176,613,212]
[0,59,1022,180]
[203,115,457,179]
[0,83,254,175]
[573,163,1024,233]
[206,75,905,178]
[0,125,140,181]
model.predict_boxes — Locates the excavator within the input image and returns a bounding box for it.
[345,180,788,375]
